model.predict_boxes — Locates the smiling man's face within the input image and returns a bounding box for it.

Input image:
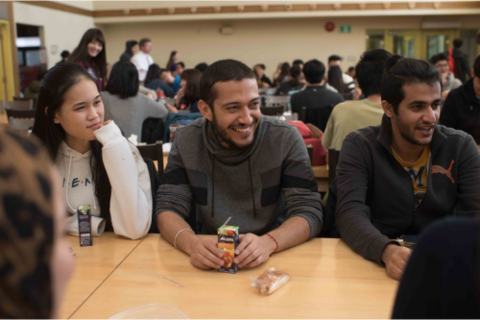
[208,78,261,150]
[390,82,442,146]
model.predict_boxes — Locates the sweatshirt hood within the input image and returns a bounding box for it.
[460,79,480,105]
[203,115,265,165]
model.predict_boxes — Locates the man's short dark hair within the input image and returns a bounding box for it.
[254,64,266,70]
[356,49,392,97]
[328,55,342,64]
[292,59,304,66]
[381,55,441,114]
[474,55,480,79]
[430,53,449,65]
[200,59,256,110]
[177,62,185,68]
[139,38,151,48]
[348,66,355,72]
[105,61,139,99]
[303,59,326,84]
[195,62,208,73]
[60,50,70,59]
[453,38,463,49]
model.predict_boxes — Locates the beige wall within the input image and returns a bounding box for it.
[102,15,480,78]
[13,2,95,69]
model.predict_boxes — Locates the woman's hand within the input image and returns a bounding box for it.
[175,88,185,107]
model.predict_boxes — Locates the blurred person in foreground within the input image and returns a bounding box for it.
[0,127,74,318]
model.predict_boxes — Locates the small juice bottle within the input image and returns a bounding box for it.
[217,225,239,274]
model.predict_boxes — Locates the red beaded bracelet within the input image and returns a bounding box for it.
[266,233,278,256]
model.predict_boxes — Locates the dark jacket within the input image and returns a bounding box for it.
[290,86,344,116]
[145,79,175,98]
[336,114,480,264]
[441,78,480,143]
[258,74,272,87]
[392,218,480,319]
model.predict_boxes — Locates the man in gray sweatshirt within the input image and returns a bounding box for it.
[156,60,323,270]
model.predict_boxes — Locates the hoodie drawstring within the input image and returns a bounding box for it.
[65,152,75,213]
[248,158,256,218]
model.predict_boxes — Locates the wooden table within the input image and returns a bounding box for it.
[69,236,398,319]
[161,155,329,191]
[60,233,143,319]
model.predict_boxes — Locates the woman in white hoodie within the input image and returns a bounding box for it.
[32,63,152,240]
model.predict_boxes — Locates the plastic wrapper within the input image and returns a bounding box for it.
[250,266,290,295]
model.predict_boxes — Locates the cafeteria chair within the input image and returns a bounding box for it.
[1,100,34,114]
[14,96,37,109]
[265,95,290,106]
[328,146,341,184]
[307,145,313,165]
[137,140,164,182]
[5,109,36,132]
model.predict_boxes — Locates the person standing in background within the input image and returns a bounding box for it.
[131,38,154,83]
[68,28,107,91]
[56,50,70,66]
[166,51,179,73]
[120,40,139,62]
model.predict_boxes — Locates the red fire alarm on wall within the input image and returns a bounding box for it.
[325,22,335,32]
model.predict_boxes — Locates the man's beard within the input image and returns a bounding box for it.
[211,112,257,150]
[394,115,434,146]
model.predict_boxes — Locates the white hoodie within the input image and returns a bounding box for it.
[57,121,152,239]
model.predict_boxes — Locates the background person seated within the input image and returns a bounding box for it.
[156,59,323,270]
[102,61,173,140]
[328,55,355,92]
[336,56,480,280]
[440,55,480,143]
[429,53,461,100]
[175,68,202,113]
[276,64,305,95]
[322,49,392,151]
[144,64,175,98]
[253,64,272,88]
[290,59,344,131]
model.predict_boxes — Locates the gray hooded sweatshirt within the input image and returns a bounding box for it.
[156,116,323,239]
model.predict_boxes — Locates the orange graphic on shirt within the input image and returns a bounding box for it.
[431,160,455,184]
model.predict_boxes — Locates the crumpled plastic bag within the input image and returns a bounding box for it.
[250,266,290,296]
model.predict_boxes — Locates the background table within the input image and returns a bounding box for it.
[69,236,398,319]
[60,233,142,319]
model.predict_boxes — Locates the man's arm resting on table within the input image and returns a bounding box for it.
[234,216,310,268]
[157,211,224,270]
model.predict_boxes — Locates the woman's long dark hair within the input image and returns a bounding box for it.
[288,64,302,88]
[144,64,161,87]
[32,63,112,227]
[105,61,139,99]
[166,50,177,72]
[328,65,346,93]
[68,28,107,80]
[181,69,201,107]
[275,62,290,87]
[119,40,138,61]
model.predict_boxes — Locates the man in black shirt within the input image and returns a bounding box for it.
[290,59,344,131]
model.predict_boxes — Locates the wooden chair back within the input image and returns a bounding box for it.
[5,109,36,131]
[1,100,34,114]
[137,141,164,182]
[328,146,341,184]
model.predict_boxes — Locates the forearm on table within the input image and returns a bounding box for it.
[157,211,198,255]
[267,216,310,253]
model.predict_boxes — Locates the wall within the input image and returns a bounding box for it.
[101,15,480,78]
[13,2,95,69]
